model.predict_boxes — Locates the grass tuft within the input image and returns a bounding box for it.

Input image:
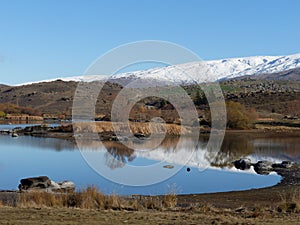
[163,193,177,208]
[106,194,121,210]
[79,186,105,209]
[277,189,300,213]
[143,196,162,210]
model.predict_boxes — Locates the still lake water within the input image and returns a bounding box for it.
[1,124,297,195]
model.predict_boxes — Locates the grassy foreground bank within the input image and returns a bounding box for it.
[1,186,300,224]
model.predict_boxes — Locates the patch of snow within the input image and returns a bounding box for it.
[16,53,300,86]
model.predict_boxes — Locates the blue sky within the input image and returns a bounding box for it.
[1,0,300,85]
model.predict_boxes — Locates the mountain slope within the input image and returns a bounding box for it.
[254,67,300,81]
[0,84,10,90]
[16,53,300,86]
[109,53,300,84]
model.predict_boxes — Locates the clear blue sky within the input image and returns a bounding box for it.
[1,0,300,85]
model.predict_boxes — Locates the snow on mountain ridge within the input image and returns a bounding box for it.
[16,53,300,86]
[109,53,300,84]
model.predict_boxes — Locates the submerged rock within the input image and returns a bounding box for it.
[18,176,75,192]
[163,165,174,169]
[11,133,19,138]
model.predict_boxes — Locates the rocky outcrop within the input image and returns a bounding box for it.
[18,176,75,192]
[252,160,295,175]
[22,125,52,134]
[233,158,300,186]
[253,161,274,175]
[233,158,251,170]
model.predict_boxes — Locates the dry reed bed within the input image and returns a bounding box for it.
[73,122,194,136]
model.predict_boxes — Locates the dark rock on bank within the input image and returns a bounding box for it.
[233,158,300,186]
[18,176,75,192]
[233,158,251,170]
[253,161,274,175]
[19,176,51,190]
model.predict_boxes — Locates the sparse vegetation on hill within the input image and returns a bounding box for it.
[0,78,299,128]
[0,103,41,116]
[0,111,5,118]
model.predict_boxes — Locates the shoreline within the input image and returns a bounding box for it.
[1,121,300,140]
[1,160,299,205]
[1,122,300,222]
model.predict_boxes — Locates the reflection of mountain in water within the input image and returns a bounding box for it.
[2,133,299,169]
[77,134,300,170]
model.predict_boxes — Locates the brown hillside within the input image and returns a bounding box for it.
[0,80,123,115]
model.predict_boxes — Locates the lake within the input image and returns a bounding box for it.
[1,124,297,195]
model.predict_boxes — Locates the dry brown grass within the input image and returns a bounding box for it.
[106,194,121,210]
[11,186,300,218]
[15,188,181,212]
[2,206,300,225]
[73,121,193,136]
[143,196,163,210]
[278,189,300,213]
[2,186,300,224]
[15,186,180,211]
[18,191,64,208]
[79,186,105,209]
[18,186,106,209]
[163,193,177,208]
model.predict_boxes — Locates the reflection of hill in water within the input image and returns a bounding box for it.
[250,138,300,162]
[0,135,75,151]
[3,133,299,169]
[216,135,300,165]
[77,134,300,169]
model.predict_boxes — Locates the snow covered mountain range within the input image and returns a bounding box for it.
[18,53,300,86]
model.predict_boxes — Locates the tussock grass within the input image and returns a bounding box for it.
[3,187,182,211]
[163,193,177,208]
[18,191,64,208]
[18,186,105,209]
[277,189,300,213]
[106,194,121,210]
[78,186,105,209]
[199,203,218,213]
[143,196,163,210]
